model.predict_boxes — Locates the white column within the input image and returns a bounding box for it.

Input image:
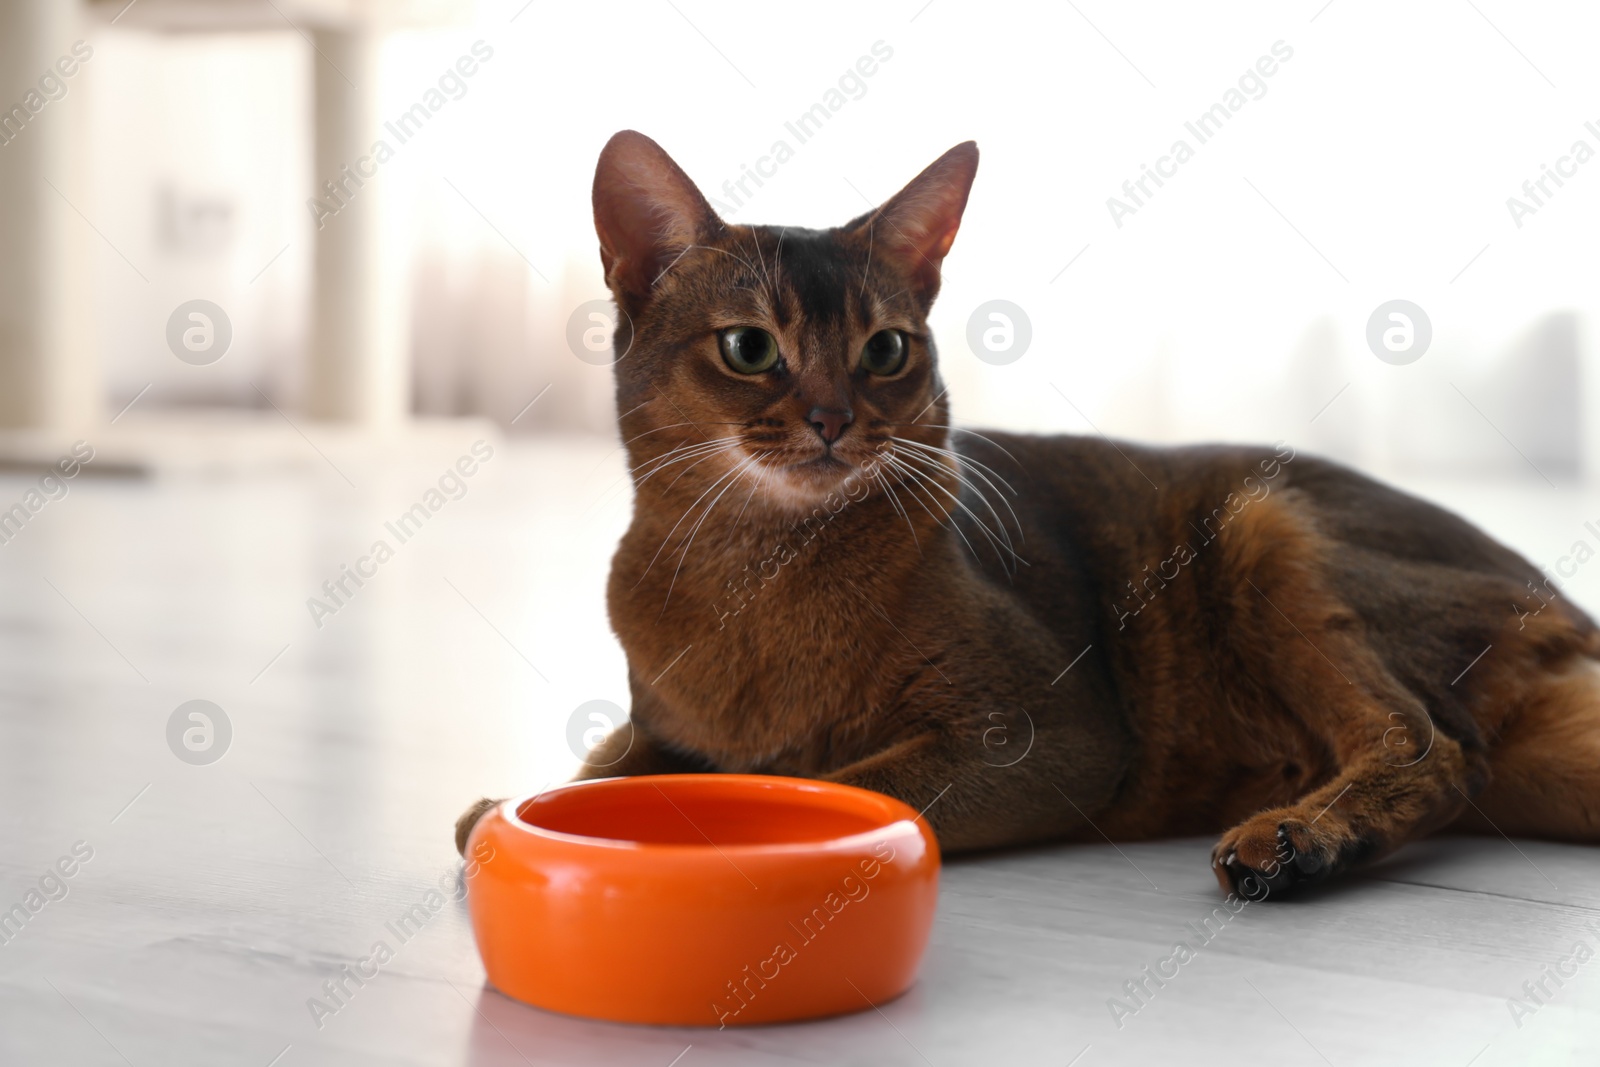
[307,27,407,427]
[0,0,96,430]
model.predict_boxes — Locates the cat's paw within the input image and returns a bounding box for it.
[1210,813,1340,899]
[454,796,503,856]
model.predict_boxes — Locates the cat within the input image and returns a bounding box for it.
[457,130,1600,898]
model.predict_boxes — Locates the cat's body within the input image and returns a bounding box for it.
[457,133,1600,896]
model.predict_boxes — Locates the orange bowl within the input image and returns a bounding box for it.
[464,774,941,1027]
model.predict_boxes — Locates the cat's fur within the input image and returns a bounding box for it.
[457,131,1600,897]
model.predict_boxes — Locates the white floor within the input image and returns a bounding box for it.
[1,431,1598,1066]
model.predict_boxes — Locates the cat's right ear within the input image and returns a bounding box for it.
[592,131,724,304]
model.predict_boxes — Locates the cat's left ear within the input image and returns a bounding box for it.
[850,141,978,302]
[593,130,724,305]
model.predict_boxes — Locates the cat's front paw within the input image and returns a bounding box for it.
[1210,813,1341,899]
[454,796,503,856]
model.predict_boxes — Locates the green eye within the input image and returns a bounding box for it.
[861,329,907,376]
[719,327,779,374]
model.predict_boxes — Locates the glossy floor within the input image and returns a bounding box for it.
[1,431,1597,1066]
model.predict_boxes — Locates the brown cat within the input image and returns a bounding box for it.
[457,131,1600,898]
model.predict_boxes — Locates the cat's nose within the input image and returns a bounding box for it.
[806,406,853,444]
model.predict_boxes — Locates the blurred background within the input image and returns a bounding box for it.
[2,0,1597,472]
[6,3,1600,1063]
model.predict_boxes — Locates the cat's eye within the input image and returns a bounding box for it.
[719,327,779,374]
[860,329,908,376]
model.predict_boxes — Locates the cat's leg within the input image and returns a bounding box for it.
[453,797,503,856]
[823,736,1083,852]
[821,694,1131,853]
[452,721,712,855]
[1205,638,1479,895]
[1210,725,1472,898]
[1207,496,1481,896]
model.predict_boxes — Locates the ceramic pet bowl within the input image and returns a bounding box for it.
[464,774,941,1027]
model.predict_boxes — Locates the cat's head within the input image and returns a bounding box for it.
[592,130,978,512]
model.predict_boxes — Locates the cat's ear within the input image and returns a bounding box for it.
[593,131,724,303]
[851,141,978,301]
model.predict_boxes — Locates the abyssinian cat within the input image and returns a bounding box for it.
[458,130,1600,898]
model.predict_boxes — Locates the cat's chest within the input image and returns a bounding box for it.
[609,528,904,768]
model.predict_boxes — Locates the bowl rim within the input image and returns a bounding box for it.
[495,773,928,857]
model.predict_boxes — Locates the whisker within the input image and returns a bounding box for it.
[659,455,759,616]
[893,444,1014,546]
[859,221,874,300]
[635,453,749,586]
[616,395,655,423]
[595,428,752,507]
[947,426,1026,476]
[882,453,986,564]
[623,421,697,447]
[719,452,771,550]
[628,447,729,495]
[893,437,1025,547]
[686,243,760,276]
[925,470,1013,559]
[660,441,746,493]
[893,436,1024,542]
[746,232,776,306]
[894,435,1018,496]
[652,387,717,444]
[590,434,748,525]
[585,437,733,517]
[629,436,742,489]
[879,453,955,530]
[869,457,919,552]
[887,449,1023,573]
[603,440,739,515]
[624,421,748,447]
